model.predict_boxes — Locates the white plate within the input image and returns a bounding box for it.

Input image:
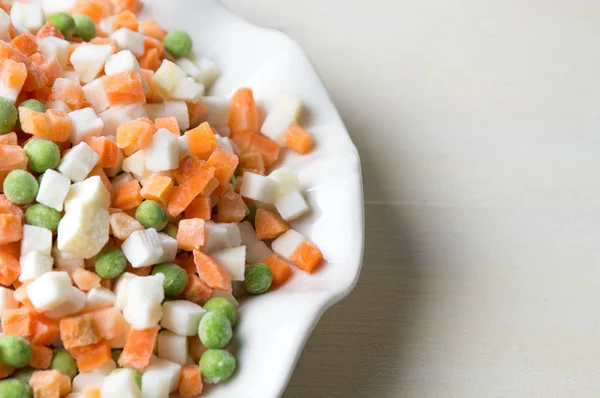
[139,1,365,396]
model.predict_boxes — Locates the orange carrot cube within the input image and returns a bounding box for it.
[216,192,248,223]
[0,59,27,90]
[36,22,65,39]
[155,116,180,136]
[284,123,313,154]
[187,101,205,129]
[193,250,232,292]
[103,71,146,106]
[11,33,37,56]
[184,195,212,220]
[239,151,265,175]
[118,326,159,370]
[116,117,155,156]
[177,218,205,251]
[30,314,60,346]
[140,174,174,205]
[255,209,290,240]
[0,214,22,246]
[45,109,73,142]
[69,340,112,372]
[28,345,53,369]
[289,240,324,273]
[140,18,167,41]
[206,149,239,185]
[1,307,34,336]
[138,47,161,71]
[70,0,110,23]
[29,370,63,398]
[110,0,140,13]
[232,132,280,167]
[49,78,85,110]
[0,132,17,146]
[112,10,138,31]
[0,144,28,172]
[228,87,259,136]
[85,136,119,168]
[91,307,127,341]
[112,180,143,210]
[183,275,213,306]
[72,268,101,291]
[264,254,293,287]
[59,313,101,349]
[186,122,217,159]
[178,364,203,397]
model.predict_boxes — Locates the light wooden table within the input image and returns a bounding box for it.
[225,1,600,397]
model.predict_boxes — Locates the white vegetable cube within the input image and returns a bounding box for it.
[21,224,52,256]
[141,357,181,396]
[110,28,144,56]
[175,58,201,80]
[40,0,75,16]
[98,16,114,34]
[68,107,104,145]
[152,60,186,94]
[177,134,189,159]
[164,101,189,130]
[109,212,143,241]
[45,287,86,319]
[157,330,188,365]
[70,44,114,84]
[156,233,177,264]
[37,37,70,68]
[121,228,164,268]
[51,244,84,273]
[105,50,149,93]
[261,92,302,143]
[109,320,130,349]
[114,272,136,310]
[0,287,18,318]
[64,176,111,212]
[193,56,220,87]
[72,372,105,393]
[36,169,70,211]
[101,368,141,398]
[169,77,204,102]
[58,142,100,182]
[247,241,273,264]
[145,129,179,172]
[26,271,73,311]
[216,135,233,153]
[203,97,230,128]
[240,172,278,204]
[161,300,206,336]
[57,204,110,259]
[123,300,162,330]
[122,150,150,180]
[272,229,305,259]
[211,246,246,281]
[238,221,260,246]
[268,167,300,197]
[10,3,43,32]
[62,69,79,82]
[127,273,165,306]
[142,103,165,121]
[84,287,115,312]
[19,251,54,281]
[275,190,309,221]
[82,78,109,113]
[99,104,147,136]
[204,221,242,253]
[0,9,11,42]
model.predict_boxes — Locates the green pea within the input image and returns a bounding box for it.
[73,14,96,41]
[23,139,61,173]
[244,205,256,224]
[25,204,62,233]
[151,263,188,297]
[199,349,236,384]
[198,311,232,349]
[49,349,77,379]
[95,246,127,279]
[111,368,141,389]
[230,175,237,190]
[0,379,32,398]
[37,173,44,186]
[12,368,34,385]
[3,170,38,205]
[0,97,17,135]
[19,100,46,113]
[0,335,32,368]
[111,349,122,365]
[204,297,236,326]
[243,263,272,295]
[163,30,192,58]
[162,224,178,240]
[135,200,168,230]
[47,13,75,37]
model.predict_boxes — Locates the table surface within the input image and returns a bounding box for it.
[224,1,600,397]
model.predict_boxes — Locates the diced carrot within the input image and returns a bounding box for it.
[232,132,280,167]
[177,218,205,251]
[0,59,27,93]
[115,117,155,156]
[228,87,259,136]
[88,166,113,194]
[178,364,203,397]
[138,47,161,71]
[284,123,313,154]
[184,195,211,220]
[29,369,63,398]
[206,150,239,185]
[140,18,167,41]
[140,174,174,205]
[239,151,265,175]
[68,340,112,372]
[0,132,17,146]
[2,307,34,336]
[0,241,20,257]
[0,2,10,14]
[0,362,14,378]
[111,180,143,210]
[168,164,216,217]
[30,314,60,346]
[155,116,180,136]
[30,53,63,87]
[118,326,159,370]
[46,109,74,142]
[216,192,248,223]
[187,101,206,129]
[186,122,217,159]
[289,240,324,273]
[36,22,65,39]
[59,313,101,349]
[28,345,53,369]
[85,136,119,168]
[0,144,28,172]
[58,373,72,396]
[72,268,101,292]
[255,209,289,240]
[0,41,48,91]
[103,71,146,106]
[143,36,164,57]
[110,0,139,13]
[171,155,204,184]
[112,10,138,31]
[91,307,126,340]
[0,216,22,249]
[11,33,37,56]
[20,109,72,142]
[32,86,53,102]
[125,263,151,276]
[193,250,232,292]
[70,0,110,23]
[142,68,161,102]
[49,78,85,110]
[264,254,293,288]
[183,275,212,306]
